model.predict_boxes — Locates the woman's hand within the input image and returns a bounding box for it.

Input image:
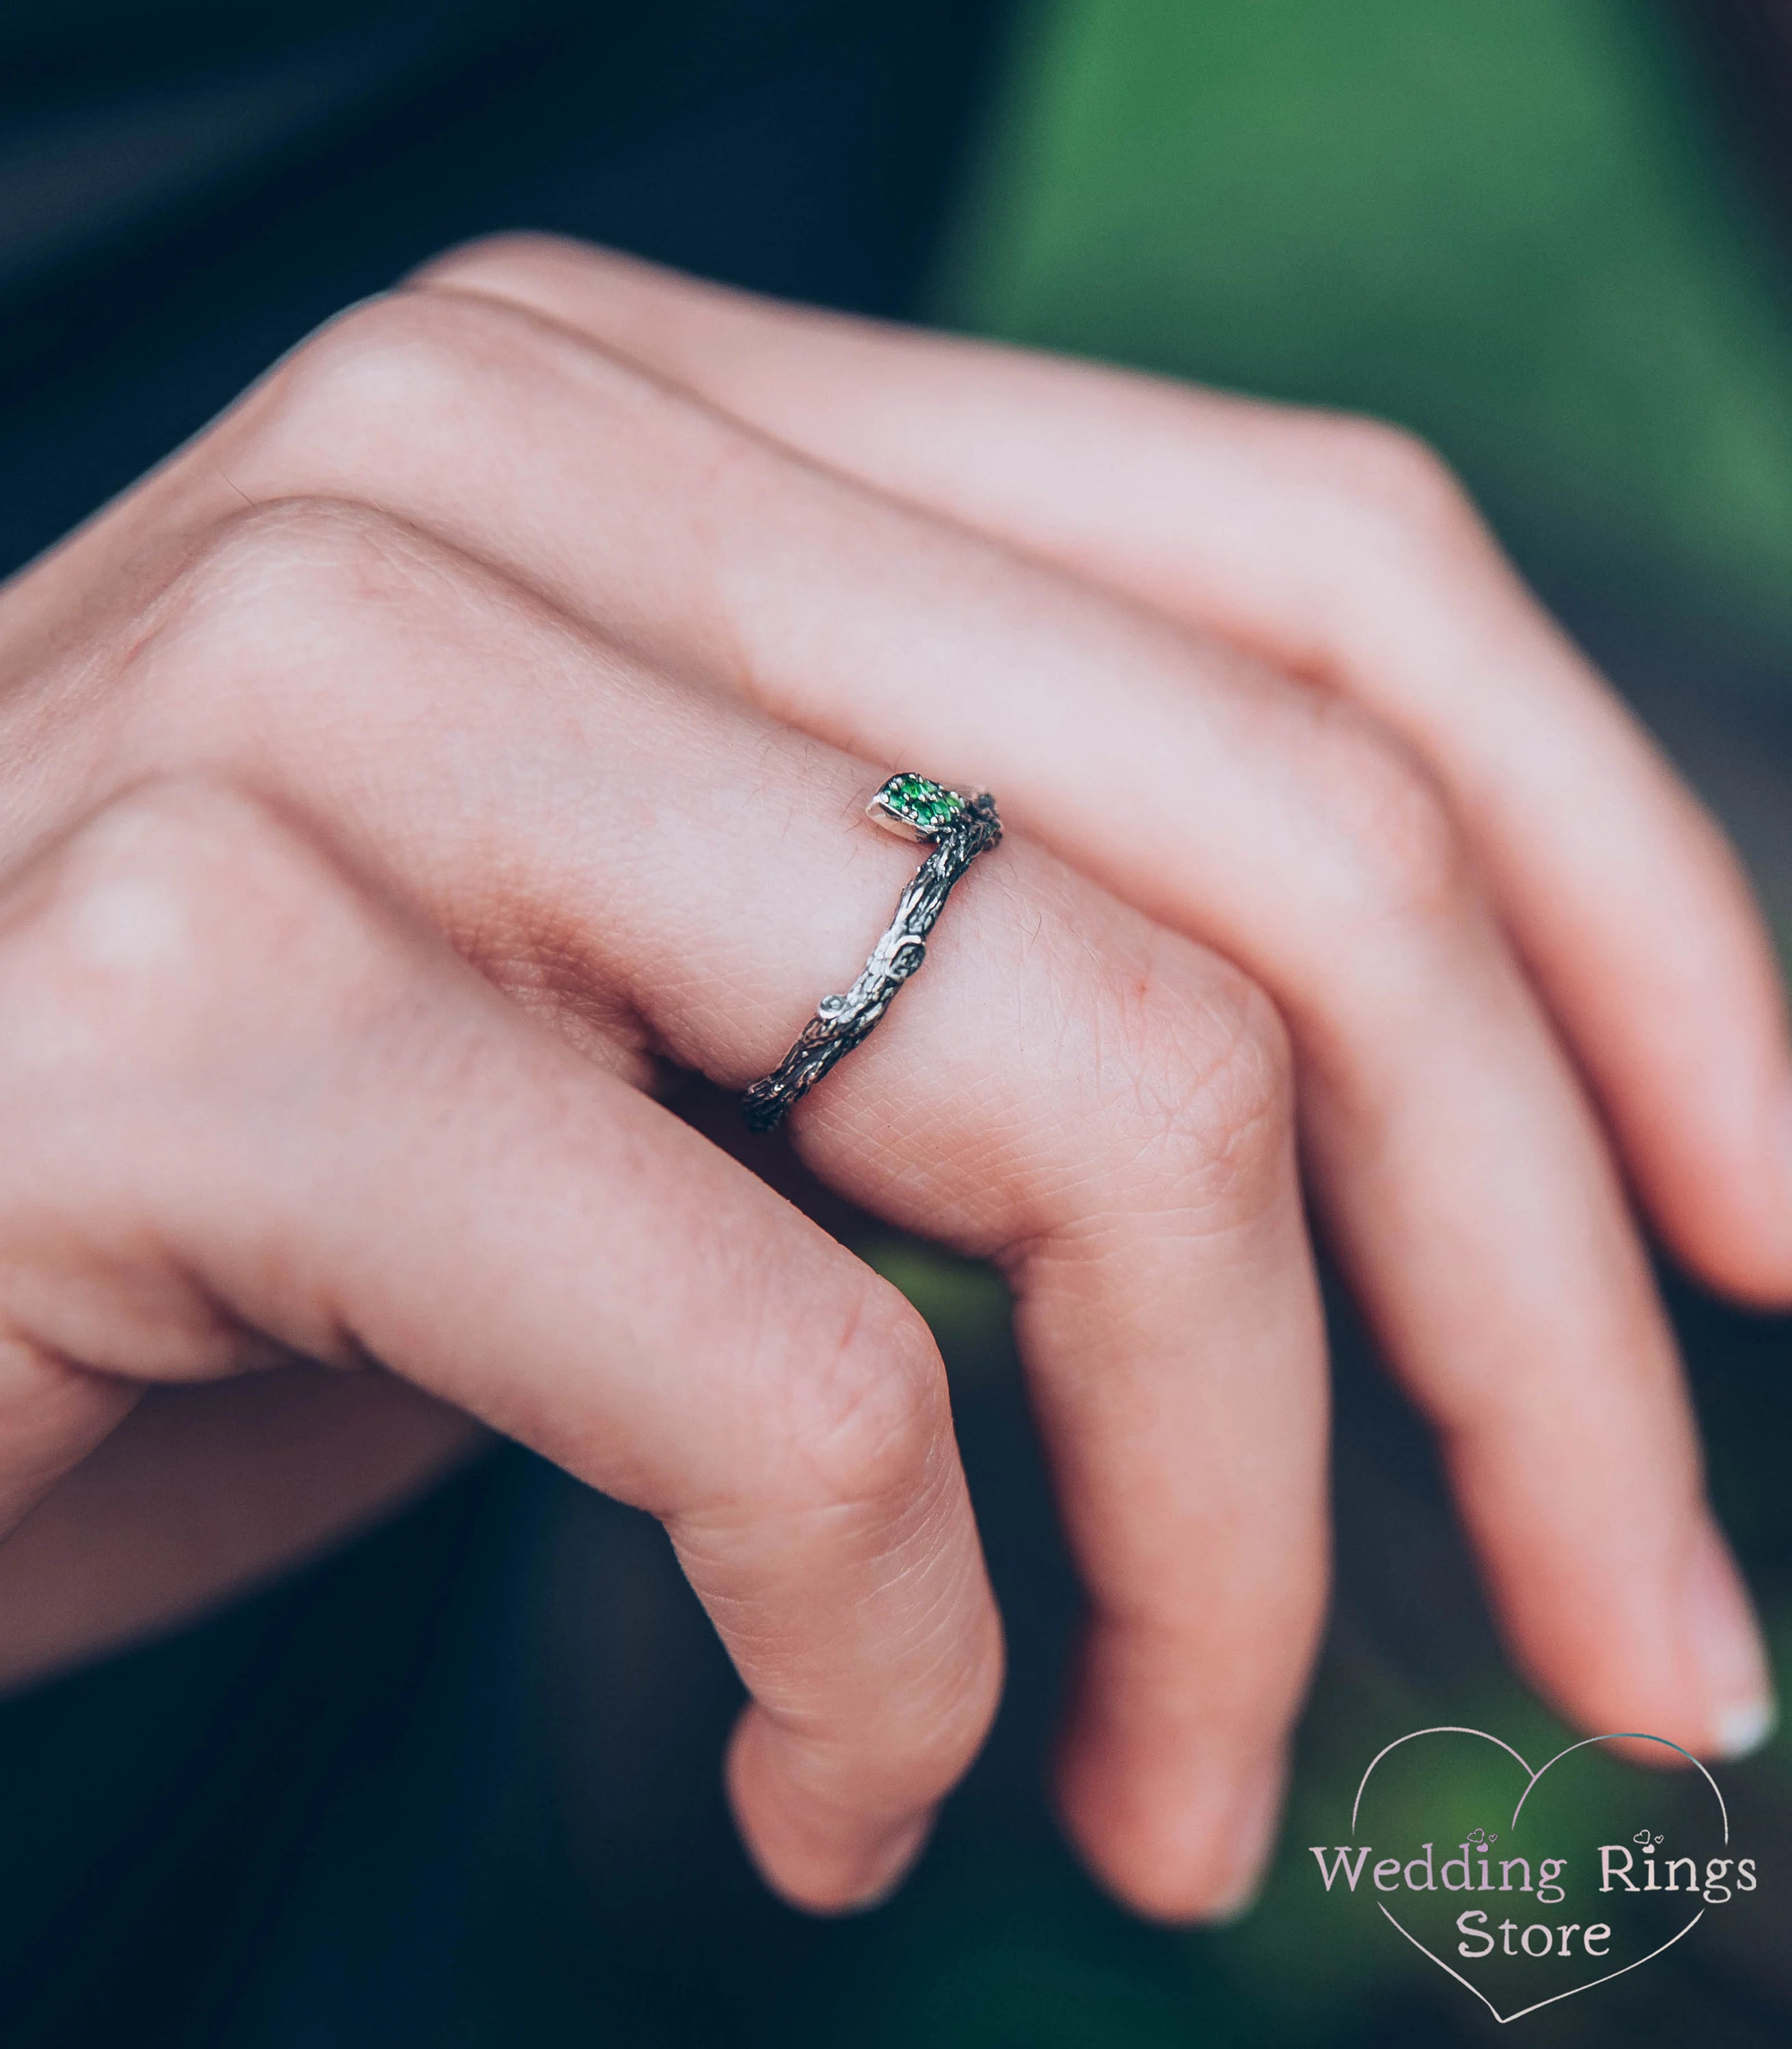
[0,237,1776,1921]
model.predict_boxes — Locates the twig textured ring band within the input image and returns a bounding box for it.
[741,773,1003,1132]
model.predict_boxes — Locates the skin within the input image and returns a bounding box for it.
[0,238,1778,1924]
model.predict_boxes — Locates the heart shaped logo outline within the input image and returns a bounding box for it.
[1349,1726,1728,2025]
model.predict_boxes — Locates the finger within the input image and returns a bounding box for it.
[79,522,1335,1919]
[0,777,1000,1912]
[0,1373,488,1693]
[140,289,1778,1759]
[417,237,1792,1308]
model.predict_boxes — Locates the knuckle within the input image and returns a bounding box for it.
[260,280,630,466]
[158,494,408,638]
[129,494,466,725]
[0,777,350,1075]
[412,229,586,294]
[1100,939,1296,1203]
[1306,701,1473,928]
[266,289,509,443]
[1194,971,1297,1160]
[260,270,706,488]
[1304,413,1489,568]
[1311,413,1465,522]
[773,1277,950,1516]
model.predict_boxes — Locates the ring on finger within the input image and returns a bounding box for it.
[741,773,1001,1131]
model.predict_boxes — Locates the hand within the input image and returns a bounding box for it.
[0,237,1776,1922]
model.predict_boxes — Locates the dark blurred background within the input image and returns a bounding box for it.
[1,3,1788,2044]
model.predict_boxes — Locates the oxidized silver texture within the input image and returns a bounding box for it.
[741,775,1002,1132]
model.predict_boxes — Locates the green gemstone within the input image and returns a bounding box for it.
[871,772,966,837]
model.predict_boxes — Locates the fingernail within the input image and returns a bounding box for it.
[1683,1520,1778,1759]
[1204,1757,1286,1925]
[843,1810,935,1910]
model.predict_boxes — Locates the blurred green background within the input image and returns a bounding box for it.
[948,0,1792,664]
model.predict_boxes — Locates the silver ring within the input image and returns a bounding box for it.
[741,772,1003,1132]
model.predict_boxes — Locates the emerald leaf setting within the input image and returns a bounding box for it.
[867,772,970,841]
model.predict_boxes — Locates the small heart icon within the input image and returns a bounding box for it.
[1339,1727,1731,2024]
